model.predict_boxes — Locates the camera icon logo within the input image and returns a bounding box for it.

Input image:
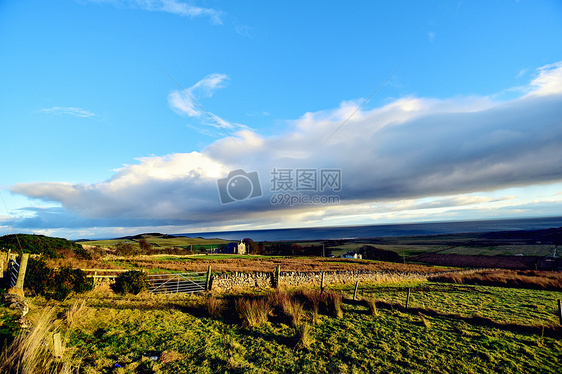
[217,169,263,204]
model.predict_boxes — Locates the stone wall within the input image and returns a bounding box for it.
[92,268,476,293]
[211,270,431,292]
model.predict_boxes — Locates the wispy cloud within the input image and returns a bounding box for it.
[167,73,241,136]
[168,73,229,118]
[87,0,224,24]
[10,62,562,232]
[40,106,96,118]
[428,31,436,43]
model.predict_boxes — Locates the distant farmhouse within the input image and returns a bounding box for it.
[224,239,247,255]
[342,251,362,259]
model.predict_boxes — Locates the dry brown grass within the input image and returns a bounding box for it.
[429,269,562,290]
[320,291,344,318]
[65,299,87,330]
[206,296,224,318]
[159,350,184,364]
[293,288,323,324]
[0,308,74,373]
[364,296,378,316]
[235,297,273,328]
[121,256,444,274]
[274,291,306,327]
[294,323,314,349]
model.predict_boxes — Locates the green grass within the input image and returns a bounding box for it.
[0,281,556,373]
[78,235,228,249]
[342,282,562,328]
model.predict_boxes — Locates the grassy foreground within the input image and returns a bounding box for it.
[3,281,561,373]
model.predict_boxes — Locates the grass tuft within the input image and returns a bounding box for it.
[206,296,224,318]
[235,296,272,327]
[0,308,74,373]
[321,291,344,318]
[275,291,306,327]
[364,296,378,316]
[294,323,314,349]
[65,299,87,330]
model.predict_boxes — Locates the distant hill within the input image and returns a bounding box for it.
[0,233,84,258]
[115,233,178,241]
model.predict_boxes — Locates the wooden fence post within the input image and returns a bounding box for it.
[353,280,359,300]
[8,253,29,298]
[205,265,212,291]
[405,288,411,310]
[320,272,325,293]
[53,332,63,359]
[275,265,281,288]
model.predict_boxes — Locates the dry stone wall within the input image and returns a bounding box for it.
[211,270,431,292]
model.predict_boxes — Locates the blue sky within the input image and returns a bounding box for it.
[1,0,562,239]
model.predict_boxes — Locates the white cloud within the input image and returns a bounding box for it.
[88,0,224,24]
[167,74,229,118]
[10,62,562,232]
[40,106,96,118]
[167,73,239,136]
[526,62,562,96]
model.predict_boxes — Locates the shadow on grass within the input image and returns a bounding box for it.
[343,297,562,339]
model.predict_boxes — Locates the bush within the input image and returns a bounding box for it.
[357,245,401,262]
[111,270,149,294]
[114,242,141,257]
[24,259,93,300]
[0,234,83,258]
[48,267,94,300]
[24,257,53,295]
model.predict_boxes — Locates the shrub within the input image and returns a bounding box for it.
[0,234,83,259]
[24,259,93,300]
[114,242,141,257]
[47,267,94,301]
[111,270,149,294]
[24,257,53,295]
[357,245,401,262]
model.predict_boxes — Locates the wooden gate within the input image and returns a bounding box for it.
[148,272,207,294]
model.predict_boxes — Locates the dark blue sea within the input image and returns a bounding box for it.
[179,216,562,242]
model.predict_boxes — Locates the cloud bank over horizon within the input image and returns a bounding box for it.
[8,62,562,237]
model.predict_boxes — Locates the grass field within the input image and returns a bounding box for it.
[3,281,560,373]
[78,235,229,249]
[100,256,448,274]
